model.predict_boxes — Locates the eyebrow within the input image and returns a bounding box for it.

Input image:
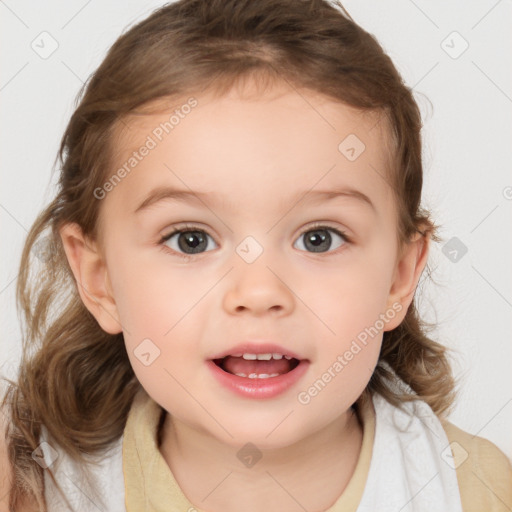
[133,185,375,214]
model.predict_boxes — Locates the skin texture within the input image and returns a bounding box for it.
[60,80,429,512]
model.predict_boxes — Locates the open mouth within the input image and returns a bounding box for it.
[212,353,301,379]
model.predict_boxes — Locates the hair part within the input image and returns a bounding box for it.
[1,0,457,508]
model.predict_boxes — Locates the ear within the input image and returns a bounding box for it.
[384,230,430,331]
[59,222,122,334]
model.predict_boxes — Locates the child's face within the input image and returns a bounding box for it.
[74,80,425,448]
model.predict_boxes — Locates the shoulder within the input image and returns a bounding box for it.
[441,419,512,512]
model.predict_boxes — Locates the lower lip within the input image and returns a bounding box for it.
[206,359,309,399]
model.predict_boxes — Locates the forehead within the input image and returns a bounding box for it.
[103,81,395,222]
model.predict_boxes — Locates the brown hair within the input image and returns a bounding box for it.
[1,0,458,508]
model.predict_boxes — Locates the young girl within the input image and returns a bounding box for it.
[1,0,511,511]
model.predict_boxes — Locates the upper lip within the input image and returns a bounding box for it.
[209,342,306,361]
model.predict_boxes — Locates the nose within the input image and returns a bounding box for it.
[222,255,295,317]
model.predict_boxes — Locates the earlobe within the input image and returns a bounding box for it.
[59,222,123,335]
[384,231,430,330]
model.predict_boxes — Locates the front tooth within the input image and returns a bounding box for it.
[272,353,283,360]
[284,355,292,360]
[240,373,280,379]
[243,354,257,360]
[256,353,272,360]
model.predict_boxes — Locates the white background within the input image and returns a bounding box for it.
[1,0,511,462]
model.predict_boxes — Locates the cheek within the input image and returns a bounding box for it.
[108,256,211,376]
[106,241,197,333]
[112,263,206,400]
[110,268,170,335]
[307,248,396,335]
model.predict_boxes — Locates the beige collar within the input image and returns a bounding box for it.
[123,387,375,512]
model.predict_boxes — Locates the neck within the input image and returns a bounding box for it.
[159,406,364,512]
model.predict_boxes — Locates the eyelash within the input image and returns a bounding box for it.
[158,222,351,261]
